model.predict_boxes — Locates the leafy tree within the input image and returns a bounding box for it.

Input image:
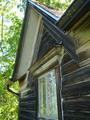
[0,0,22,119]
[17,0,27,13]
[19,0,73,12]
[36,0,73,10]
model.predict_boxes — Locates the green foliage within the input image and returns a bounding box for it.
[0,78,18,120]
[36,0,73,10]
[0,0,22,120]
[19,0,73,12]
[19,0,27,12]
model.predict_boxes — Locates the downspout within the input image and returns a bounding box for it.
[6,79,19,97]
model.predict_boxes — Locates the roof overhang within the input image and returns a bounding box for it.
[11,1,60,81]
[11,0,89,82]
[58,0,90,30]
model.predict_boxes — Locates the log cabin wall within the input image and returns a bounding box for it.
[18,73,38,120]
[62,12,90,120]
[18,13,90,120]
[18,24,57,120]
[17,1,90,119]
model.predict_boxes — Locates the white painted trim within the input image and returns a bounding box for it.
[34,55,58,76]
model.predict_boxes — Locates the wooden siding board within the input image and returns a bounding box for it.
[62,52,90,119]
[64,112,90,119]
[19,114,35,120]
[19,96,36,102]
[63,66,90,85]
[37,27,56,59]
[18,76,37,120]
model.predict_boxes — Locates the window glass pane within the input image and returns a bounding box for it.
[38,70,58,119]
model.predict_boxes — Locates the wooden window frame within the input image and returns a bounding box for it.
[38,68,58,120]
[29,46,64,120]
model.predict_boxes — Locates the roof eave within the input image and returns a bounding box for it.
[58,0,90,30]
[28,0,60,24]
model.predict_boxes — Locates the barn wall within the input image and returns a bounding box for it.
[62,13,90,120]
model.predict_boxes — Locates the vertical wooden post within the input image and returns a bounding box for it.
[35,78,39,119]
[55,65,63,120]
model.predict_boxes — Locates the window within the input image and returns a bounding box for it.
[38,69,58,120]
